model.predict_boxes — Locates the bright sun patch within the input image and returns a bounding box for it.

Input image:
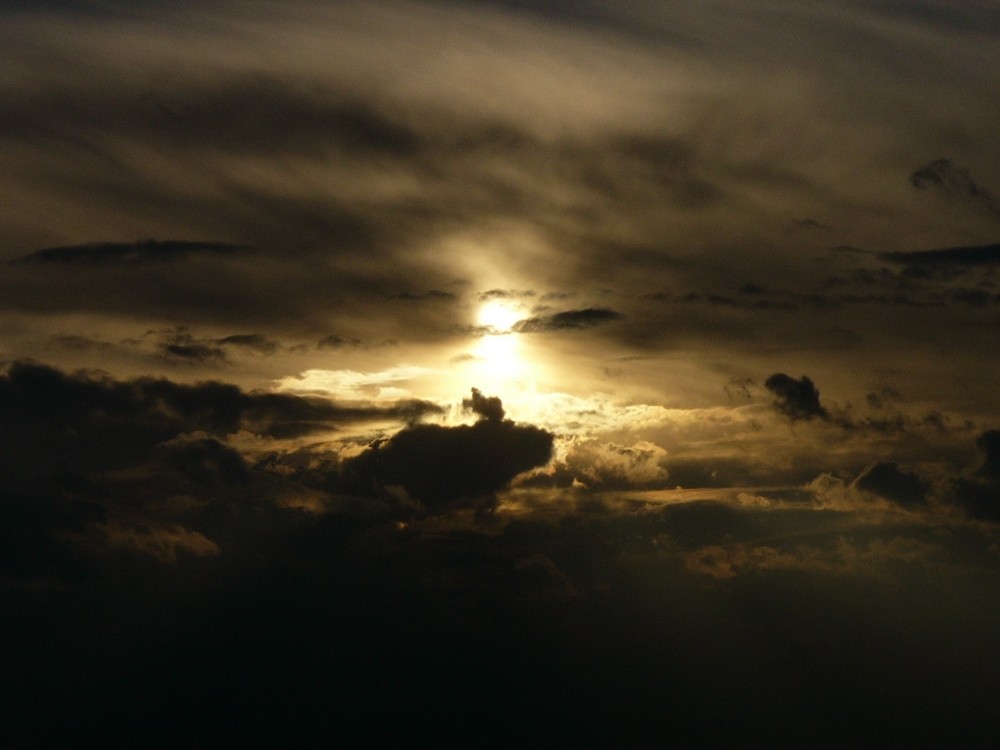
[463,299,533,397]
[477,300,522,332]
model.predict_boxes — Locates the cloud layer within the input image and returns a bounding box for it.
[2,1,1000,746]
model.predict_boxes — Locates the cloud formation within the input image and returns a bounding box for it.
[852,461,927,507]
[513,308,622,333]
[1,2,1000,746]
[11,240,247,266]
[952,429,1000,521]
[343,390,553,512]
[910,158,1000,218]
[764,373,829,422]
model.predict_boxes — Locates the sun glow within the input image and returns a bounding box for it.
[477,300,522,332]
[465,299,533,395]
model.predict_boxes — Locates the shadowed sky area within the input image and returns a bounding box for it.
[2,1,1000,746]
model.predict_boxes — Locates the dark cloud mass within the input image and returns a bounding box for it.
[880,243,1000,268]
[953,430,1000,521]
[764,373,830,421]
[513,307,623,333]
[0,361,440,464]
[343,390,553,512]
[463,386,506,421]
[853,461,927,506]
[11,239,247,266]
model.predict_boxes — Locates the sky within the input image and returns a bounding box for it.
[2,0,1000,746]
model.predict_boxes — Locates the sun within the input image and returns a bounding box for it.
[461,299,533,396]
[477,300,522,332]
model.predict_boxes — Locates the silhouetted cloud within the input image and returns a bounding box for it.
[479,288,535,300]
[975,430,1000,480]
[764,373,829,421]
[513,308,622,333]
[0,361,440,467]
[951,430,1000,521]
[462,387,505,422]
[880,243,1000,269]
[343,390,553,512]
[153,329,282,361]
[11,240,247,266]
[160,340,227,364]
[853,461,927,506]
[164,437,251,487]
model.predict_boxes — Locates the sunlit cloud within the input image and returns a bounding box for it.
[277,365,443,399]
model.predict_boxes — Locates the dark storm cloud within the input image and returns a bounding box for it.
[462,387,505,422]
[0,359,449,589]
[343,391,553,513]
[0,361,440,466]
[952,429,1000,521]
[11,240,247,266]
[853,461,927,506]
[910,158,1000,218]
[764,373,829,422]
[513,307,622,333]
[880,242,1000,269]
[163,436,251,487]
[975,430,1000,480]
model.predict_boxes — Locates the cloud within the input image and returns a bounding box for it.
[163,437,251,487]
[11,240,247,266]
[952,429,1000,521]
[0,361,438,471]
[479,288,535,300]
[513,308,622,333]
[393,290,457,301]
[910,158,1000,218]
[87,521,220,564]
[852,461,927,507]
[216,333,280,354]
[682,536,941,579]
[150,329,283,363]
[764,373,829,422]
[463,387,505,422]
[880,242,1000,269]
[2,3,1000,745]
[521,439,669,491]
[975,430,1000,479]
[342,390,553,512]
[158,335,227,364]
[277,366,443,401]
